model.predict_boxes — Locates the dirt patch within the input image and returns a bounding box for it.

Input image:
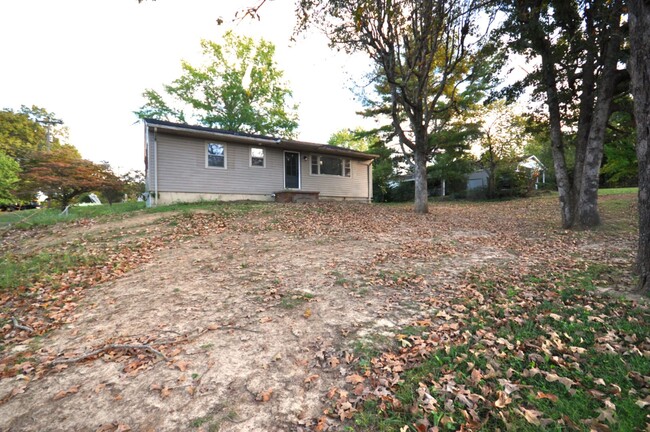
[0,200,637,431]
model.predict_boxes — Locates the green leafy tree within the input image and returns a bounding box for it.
[0,151,21,205]
[135,31,299,137]
[328,128,373,152]
[297,0,495,214]
[0,106,76,167]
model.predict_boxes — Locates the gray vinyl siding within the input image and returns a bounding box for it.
[156,133,284,194]
[301,157,370,198]
[151,131,371,199]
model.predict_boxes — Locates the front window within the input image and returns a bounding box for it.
[250,147,265,167]
[311,155,351,177]
[207,143,226,168]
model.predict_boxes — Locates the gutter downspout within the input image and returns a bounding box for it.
[367,161,373,203]
[154,127,159,207]
[145,123,151,207]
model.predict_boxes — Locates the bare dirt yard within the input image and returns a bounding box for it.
[0,195,647,431]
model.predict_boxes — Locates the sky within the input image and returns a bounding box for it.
[0,0,375,173]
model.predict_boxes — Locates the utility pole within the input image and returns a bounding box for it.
[37,118,63,151]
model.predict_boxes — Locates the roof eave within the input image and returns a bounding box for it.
[144,119,378,160]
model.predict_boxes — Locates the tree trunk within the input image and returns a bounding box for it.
[629,0,650,295]
[539,42,574,228]
[572,9,596,221]
[577,8,623,228]
[413,147,429,214]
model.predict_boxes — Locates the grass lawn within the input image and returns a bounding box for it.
[0,199,264,230]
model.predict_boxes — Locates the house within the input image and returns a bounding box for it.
[466,155,547,191]
[143,119,377,205]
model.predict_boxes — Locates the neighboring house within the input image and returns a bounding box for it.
[467,155,547,191]
[143,119,377,205]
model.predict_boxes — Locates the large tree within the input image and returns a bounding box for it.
[135,31,299,137]
[498,0,628,228]
[628,0,650,295]
[0,105,76,167]
[297,0,492,213]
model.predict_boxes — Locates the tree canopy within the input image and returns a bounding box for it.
[0,105,77,167]
[135,31,299,137]
[297,0,493,213]
[496,0,628,228]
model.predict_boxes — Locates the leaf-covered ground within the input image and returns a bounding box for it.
[0,194,647,431]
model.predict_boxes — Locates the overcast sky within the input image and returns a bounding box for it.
[0,0,375,173]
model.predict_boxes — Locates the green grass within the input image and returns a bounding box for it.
[0,199,265,229]
[0,250,106,291]
[0,201,146,228]
[598,187,638,196]
[351,265,650,431]
[279,291,315,309]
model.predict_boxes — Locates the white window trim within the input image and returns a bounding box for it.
[249,146,266,168]
[310,154,351,178]
[206,142,227,169]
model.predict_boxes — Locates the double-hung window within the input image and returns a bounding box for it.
[207,143,226,168]
[250,147,265,167]
[311,155,351,177]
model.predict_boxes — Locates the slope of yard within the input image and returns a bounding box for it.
[0,194,647,431]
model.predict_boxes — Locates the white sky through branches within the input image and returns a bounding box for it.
[0,0,374,172]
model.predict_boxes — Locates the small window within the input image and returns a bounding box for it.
[207,143,226,168]
[250,147,265,167]
[310,155,351,177]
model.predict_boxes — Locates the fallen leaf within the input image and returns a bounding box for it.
[545,373,576,390]
[470,368,482,385]
[304,374,320,384]
[345,374,365,384]
[175,360,190,372]
[494,390,511,409]
[259,316,273,323]
[536,391,558,402]
[314,416,328,432]
[520,407,542,426]
[636,397,650,408]
[52,385,80,401]
[257,388,273,402]
[328,357,340,368]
